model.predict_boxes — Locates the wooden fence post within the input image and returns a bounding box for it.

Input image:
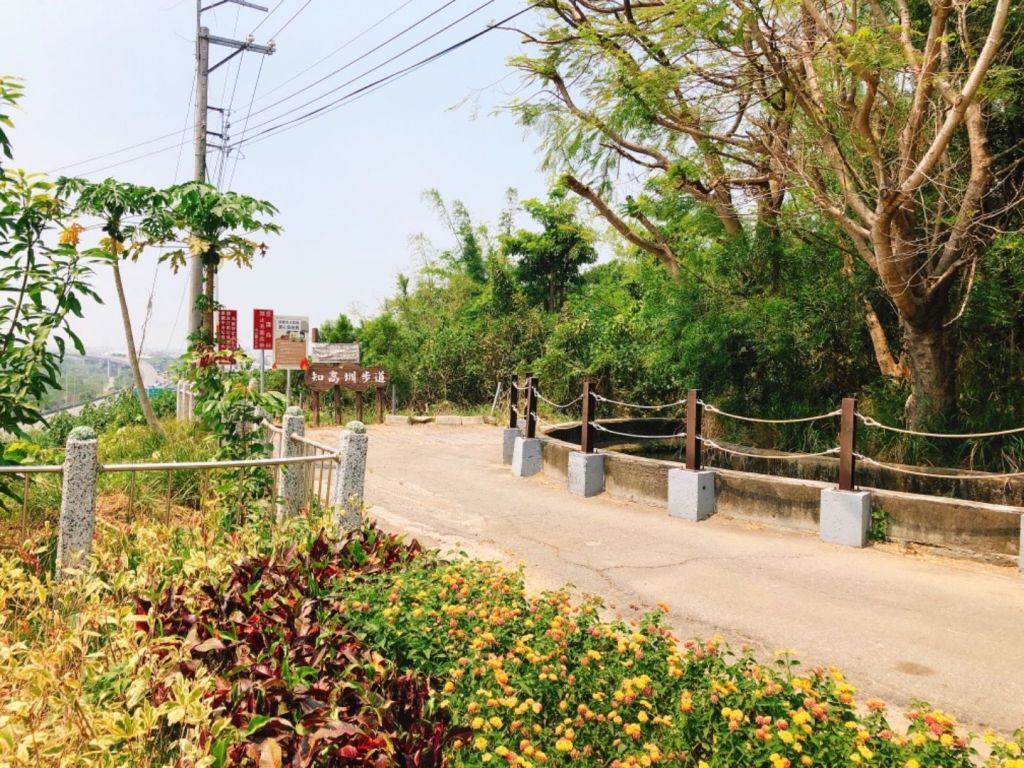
[580,380,596,454]
[525,375,538,439]
[685,389,702,471]
[375,386,384,424]
[838,398,857,491]
[509,374,519,429]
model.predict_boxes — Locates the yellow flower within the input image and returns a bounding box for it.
[59,222,85,246]
[554,738,573,752]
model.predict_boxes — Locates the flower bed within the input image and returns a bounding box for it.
[1,509,1022,767]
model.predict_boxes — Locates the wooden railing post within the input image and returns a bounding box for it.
[580,380,596,454]
[838,398,857,491]
[509,374,519,429]
[525,375,538,439]
[685,389,702,471]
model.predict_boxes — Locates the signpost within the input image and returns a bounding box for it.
[310,342,360,364]
[273,315,309,401]
[216,309,238,351]
[304,363,389,424]
[253,309,274,392]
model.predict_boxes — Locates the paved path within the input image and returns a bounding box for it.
[313,423,1024,733]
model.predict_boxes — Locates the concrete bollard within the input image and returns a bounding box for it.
[512,436,542,478]
[501,427,520,465]
[568,451,605,497]
[277,406,305,520]
[668,468,716,521]
[333,421,369,531]
[820,488,871,547]
[56,427,99,581]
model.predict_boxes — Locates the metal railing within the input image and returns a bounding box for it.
[2,420,344,538]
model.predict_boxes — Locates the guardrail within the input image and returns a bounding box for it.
[3,409,369,581]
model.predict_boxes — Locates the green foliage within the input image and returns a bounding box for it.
[178,347,286,521]
[0,80,100,440]
[161,181,280,274]
[40,389,176,447]
[868,507,890,543]
[317,312,357,343]
[501,188,597,312]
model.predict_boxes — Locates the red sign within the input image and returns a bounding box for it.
[216,309,238,350]
[253,309,274,351]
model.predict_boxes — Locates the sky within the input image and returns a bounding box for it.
[2,0,550,355]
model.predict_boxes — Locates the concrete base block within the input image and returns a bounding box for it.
[668,468,716,521]
[502,427,520,465]
[512,437,543,478]
[385,414,409,425]
[568,452,605,497]
[820,488,872,547]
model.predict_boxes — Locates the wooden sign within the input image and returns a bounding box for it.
[273,315,309,370]
[311,342,360,364]
[304,363,388,392]
[216,309,238,350]
[253,309,274,351]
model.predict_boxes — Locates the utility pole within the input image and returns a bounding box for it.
[188,0,275,340]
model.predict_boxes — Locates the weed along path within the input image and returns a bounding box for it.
[312,422,1024,734]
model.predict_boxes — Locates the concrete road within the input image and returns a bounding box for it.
[313,422,1024,733]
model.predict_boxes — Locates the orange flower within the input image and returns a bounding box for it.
[59,223,85,246]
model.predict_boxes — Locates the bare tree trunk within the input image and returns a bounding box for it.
[111,259,164,436]
[902,319,955,429]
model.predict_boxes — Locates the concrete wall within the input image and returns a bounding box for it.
[538,427,1022,566]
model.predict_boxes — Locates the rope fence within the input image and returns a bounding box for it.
[856,414,1024,440]
[592,423,687,441]
[702,402,842,425]
[701,439,840,462]
[504,373,1024,491]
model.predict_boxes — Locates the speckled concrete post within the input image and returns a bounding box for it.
[175,381,183,420]
[277,406,305,520]
[1018,515,1023,575]
[333,421,369,531]
[56,427,99,581]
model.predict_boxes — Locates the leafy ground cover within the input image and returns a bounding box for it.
[1,507,1022,767]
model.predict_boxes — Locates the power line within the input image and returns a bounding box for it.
[257,0,419,100]
[243,0,464,122]
[172,73,197,183]
[226,56,266,189]
[268,0,315,39]
[250,0,287,33]
[74,139,194,178]
[233,1,541,150]
[47,127,191,175]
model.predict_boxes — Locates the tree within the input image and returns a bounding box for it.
[501,188,597,312]
[422,190,489,282]
[515,0,1020,428]
[164,182,280,342]
[0,78,99,437]
[740,0,1016,427]
[318,313,357,343]
[57,178,176,434]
